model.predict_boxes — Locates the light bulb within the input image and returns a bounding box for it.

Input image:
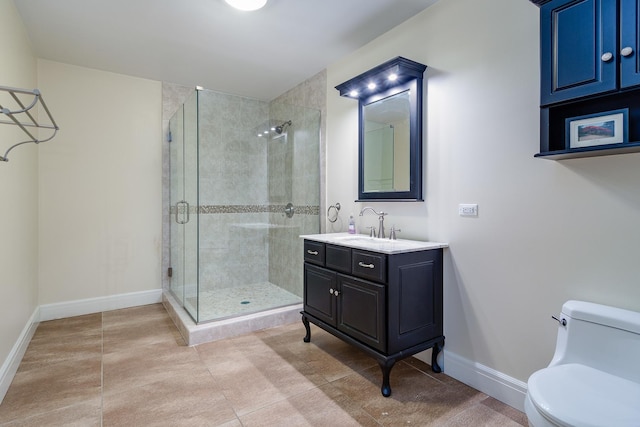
[224,0,267,11]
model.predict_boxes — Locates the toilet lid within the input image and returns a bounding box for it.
[528,364,640,427]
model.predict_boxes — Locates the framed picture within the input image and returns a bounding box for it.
[566,109,628,149]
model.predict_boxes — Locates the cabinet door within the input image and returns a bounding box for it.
[621,0,640,88]
[337,274,386,352]
[540,0,617,105]
[387,250,443,354]
[304,264,337,326]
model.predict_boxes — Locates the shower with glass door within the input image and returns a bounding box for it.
[169,88,320,323]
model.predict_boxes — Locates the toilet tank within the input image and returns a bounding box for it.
[548,300,640,383]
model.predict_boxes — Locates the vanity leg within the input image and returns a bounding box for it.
[431,339,444,373]
[378,360,396,397]
[302,314,311,343]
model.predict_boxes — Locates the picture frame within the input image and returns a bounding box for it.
[566,109,628,149]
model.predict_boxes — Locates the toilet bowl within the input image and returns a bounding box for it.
[524,300,640,427]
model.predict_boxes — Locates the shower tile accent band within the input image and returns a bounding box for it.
[170,204,319,215]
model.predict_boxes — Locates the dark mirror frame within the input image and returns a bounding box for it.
[335,57,427,201]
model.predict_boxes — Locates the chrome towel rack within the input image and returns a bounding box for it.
[0,85,59,163]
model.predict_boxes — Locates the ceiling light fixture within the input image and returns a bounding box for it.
[224,0,267,11]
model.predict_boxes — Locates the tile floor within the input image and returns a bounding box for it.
[0,304,528,426]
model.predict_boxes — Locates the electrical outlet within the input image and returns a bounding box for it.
[458,203,478,216]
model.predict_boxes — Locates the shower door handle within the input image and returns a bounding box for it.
[175,200,190,224]
[183,201,190,224]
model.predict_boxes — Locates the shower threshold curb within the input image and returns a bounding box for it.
[162,291,303,346]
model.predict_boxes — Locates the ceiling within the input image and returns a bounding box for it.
[14,0,439,101]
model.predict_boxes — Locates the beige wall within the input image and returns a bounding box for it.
[37,60,163,304]
[326,0,640,382]
[0,0,39,377]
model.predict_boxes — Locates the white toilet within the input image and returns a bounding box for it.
[525,300,640,427]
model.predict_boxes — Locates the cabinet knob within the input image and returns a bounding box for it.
[601,52,614,62]
[621,47,634,57]
[329,288,334,294]
[333,290,340,296]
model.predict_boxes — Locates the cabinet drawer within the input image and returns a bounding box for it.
[326,244,351,274]
[304,240,325,266]
[352,250,387,283]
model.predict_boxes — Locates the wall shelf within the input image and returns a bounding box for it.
[0,85,59,163]
[535,142,640,160]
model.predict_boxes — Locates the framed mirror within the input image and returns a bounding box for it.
[335,57,427,201]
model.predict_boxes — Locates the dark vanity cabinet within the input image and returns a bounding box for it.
[533,0,640,159]
[301,239,444,397]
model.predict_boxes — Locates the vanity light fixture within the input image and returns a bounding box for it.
[224,0,267,11]
[335,57,424,100]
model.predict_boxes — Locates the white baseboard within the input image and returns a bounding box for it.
[415,350,528,412]
[39,289,163,321]
[0,307,40,404]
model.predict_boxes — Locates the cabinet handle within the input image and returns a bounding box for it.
[307,250,318,255]
[621,46,634,57]
[601,52,613,62]
[358,262,375,269]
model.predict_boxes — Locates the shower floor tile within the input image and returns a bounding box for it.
[190,282,301,322]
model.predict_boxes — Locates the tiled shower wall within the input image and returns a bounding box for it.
[162,70,327,318]
[267,85,324,296]
[197,91,271,293]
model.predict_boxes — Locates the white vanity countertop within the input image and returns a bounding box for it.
[300,232,448,255]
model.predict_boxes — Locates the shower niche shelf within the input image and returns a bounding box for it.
[0,85,59,163]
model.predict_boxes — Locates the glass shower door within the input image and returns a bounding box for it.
[169,91,199,322]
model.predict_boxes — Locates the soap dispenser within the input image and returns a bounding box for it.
[348,214,356,234]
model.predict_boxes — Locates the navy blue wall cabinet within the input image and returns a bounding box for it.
[620,0,640,88]
[540,0,616,106]
[532,0,640,159]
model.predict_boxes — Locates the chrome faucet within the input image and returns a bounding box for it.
[359,207,387,239]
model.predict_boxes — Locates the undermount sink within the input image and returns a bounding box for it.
[300,232,448,254]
